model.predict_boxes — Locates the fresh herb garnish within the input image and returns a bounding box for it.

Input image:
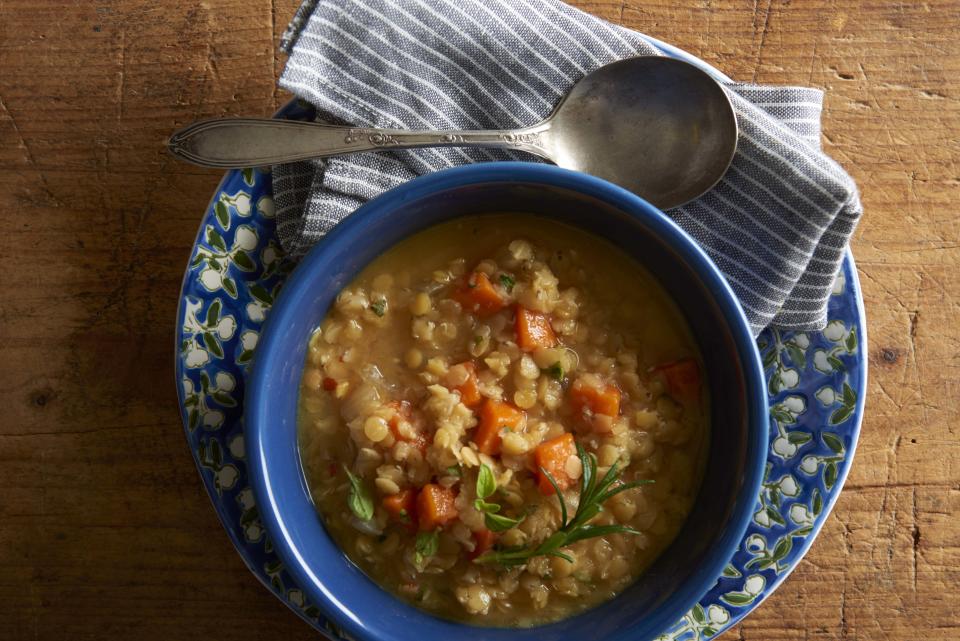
[474,444,652,566]
[544,361,564,381]
[476,464,496,499]
[499,274,516,293]
[343,465,374,521]
[370,299,387,317]
[484,512,524,532]
[445,464,462,477]
[414,530,439,569]
[473,499,498,513]
[473,464,525,533]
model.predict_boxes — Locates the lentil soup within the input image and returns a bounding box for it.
[297,215,709,626]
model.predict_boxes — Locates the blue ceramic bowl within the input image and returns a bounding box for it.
[246,163,768,641]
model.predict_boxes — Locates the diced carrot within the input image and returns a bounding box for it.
[452,271,507,317]
[534,432,577,495]
[451,361,482,409]
[322,377,337,391]
[386,400,429,451]
[474,398,526,455]
[468,528,496,561]
[654,358,702,403]
[382,489,417,533]
[570,378,621,417]
[417,483,459,531]
[514,305,557,351]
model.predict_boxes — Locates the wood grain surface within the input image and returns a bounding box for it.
[1,1,957,639]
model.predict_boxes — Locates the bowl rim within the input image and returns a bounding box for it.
[246,162,769,641]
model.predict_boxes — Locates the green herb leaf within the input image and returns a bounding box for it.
[544,550,574,563]
[476,464,496,499]
[593,478,654,506]
[370,299,387,317]
[499,274,516,293]
[343,465,374,521]
[413,530,439,568]
[475,442,652,567]
[539,467,568,528]
[563,523,640,545]
[484,512,523,532]
[445,465,462,477]
[543,362,564,381]
[474,499,500,514]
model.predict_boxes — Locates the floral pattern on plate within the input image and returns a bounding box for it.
[174,104,866,641]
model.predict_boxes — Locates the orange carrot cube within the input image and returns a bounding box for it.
[534,432,577,495]
[452,272,507,317]
[451,361,482,408]
[570,378,621,417]
[474,398,526,455]
[654,358,702,403]
[515,305,557,351]
[417,483,458,531]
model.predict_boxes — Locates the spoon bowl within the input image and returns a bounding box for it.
[545,57,738,209]
[168,56,738,209]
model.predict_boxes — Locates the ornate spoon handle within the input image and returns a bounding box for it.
[167,118,552,168]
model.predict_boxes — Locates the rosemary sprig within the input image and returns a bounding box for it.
[474,442,652,566]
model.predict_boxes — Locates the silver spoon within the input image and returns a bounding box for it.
[167,56,737,209]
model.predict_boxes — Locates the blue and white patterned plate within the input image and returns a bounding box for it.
[174,47,866,641]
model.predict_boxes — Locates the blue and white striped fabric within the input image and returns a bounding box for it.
[272,0,862,335]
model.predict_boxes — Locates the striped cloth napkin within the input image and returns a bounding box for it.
[272,0,862,335]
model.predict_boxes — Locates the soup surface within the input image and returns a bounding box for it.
[297,215,708,626]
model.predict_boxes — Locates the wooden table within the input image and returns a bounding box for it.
[1,1,957,639]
